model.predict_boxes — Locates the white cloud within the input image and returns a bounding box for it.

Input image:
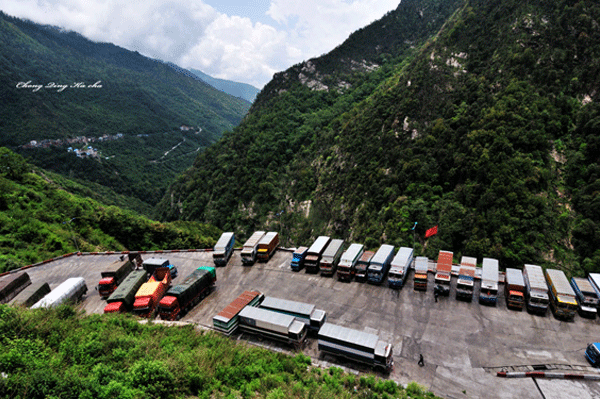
[0,0,400,88]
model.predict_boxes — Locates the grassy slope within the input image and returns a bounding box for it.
[0,305,439,399]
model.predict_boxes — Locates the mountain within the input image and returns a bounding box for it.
[0,11,250,211]
[190,68,260,103]
[157,0,600,274]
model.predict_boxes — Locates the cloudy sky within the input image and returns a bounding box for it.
[0,0,399,88]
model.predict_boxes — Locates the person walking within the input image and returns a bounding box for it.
[434,290,438,302]
[418,354,424,367]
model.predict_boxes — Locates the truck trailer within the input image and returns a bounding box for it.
[158,266,217,320]
[523,264,549,315]
[97,254,138,298]
[388,247,414,289]
[434,250,453,296]
[132,267,171,318]
[213,232,235,266]
[241,231,265,265]
[545,268,578,320]
[413,257,429,291]
[0,272,31,304]
[570,277,599,319]
[588,273,600,308]
[158,267,216,320]
[9,282,51,308]
[505,268,526,310]
[318,322,394,373]
[456,256,476,301]
[143,258,177,278]
[31,277,87,309]
[367,245,394,285]
[304,236,331,273]
[479,258,499,305]
[337,243,365,282]
[213,290,264,335]
[104,270,148,313]
[290,246,309,272]
[259,296,327,333]
[355,250,375,282]
[238,305,307,349]
[320,239,345,277]
[257,231,279,262]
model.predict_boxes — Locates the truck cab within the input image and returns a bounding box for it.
[586,343,600,367]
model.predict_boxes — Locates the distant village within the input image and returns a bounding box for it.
[21,133,124,158]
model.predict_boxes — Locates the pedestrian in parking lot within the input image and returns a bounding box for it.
[418,354,424,367]
[434,290,438,302]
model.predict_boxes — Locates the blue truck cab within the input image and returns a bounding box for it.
[585,343,600,367]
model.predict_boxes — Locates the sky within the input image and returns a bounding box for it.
[0,0,400,89]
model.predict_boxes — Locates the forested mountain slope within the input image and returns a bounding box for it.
[157,0,600,273]
[0,148,220,272]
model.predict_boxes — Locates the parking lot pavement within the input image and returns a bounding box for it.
[9,249,600,399]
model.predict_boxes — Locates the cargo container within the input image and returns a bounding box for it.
[318,322,394,372]
[413,257,429,291]
[505,268,525,310]
[456,256,476,301]
[320,239,345,277]
[0,272,31,304]
[143,258,177,278]
[241,231,265,265]
[158,267,216,320]
[213,232,235,266]
[259,296,327,333]
[588,274,600,308]
[290,246,309,272]
[97,254,139,298]
[388,247,414,289]
[256,231,279,262]
[31,277,87,309]
[104,270,148,313]
[570,277,599,319]
[434,250,453,296]
[304,236,331,273]
[213,290,264,335]
[132,267,171,318]
[355,250,375,282]
[585,343,600,367]
[523,264,549,315]
[367,245,395,285]
[545,268,577,320]
[238,305,307,349]
[479,258,499,305]
[337,244,365,282]
[9,282,51,308]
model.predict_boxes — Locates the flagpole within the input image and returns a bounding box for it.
[412,222,417,249]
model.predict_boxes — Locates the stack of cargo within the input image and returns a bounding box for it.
[9,282,51,308]
[31,277,87,309]
[0,272,31,304]
[213,290,264,335]
[158,267,216,320]
[104,270,148,313]
[132,267,171,318]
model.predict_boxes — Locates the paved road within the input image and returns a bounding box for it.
[6,249,600,399]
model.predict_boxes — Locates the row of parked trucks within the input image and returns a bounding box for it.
[217,231,280,266]
[212,292,394,372]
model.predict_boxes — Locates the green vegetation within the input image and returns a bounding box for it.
[0,304,438,399]
[157,0,600,276]
[0,10,250,213]
[0,148,221,272]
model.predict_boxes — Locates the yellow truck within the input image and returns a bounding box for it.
[545,268,578,320]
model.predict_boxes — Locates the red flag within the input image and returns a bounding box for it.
[425,225,438,238]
